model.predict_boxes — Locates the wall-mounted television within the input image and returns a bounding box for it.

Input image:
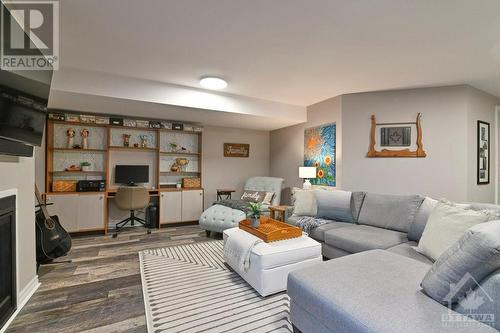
[0,85,47,146]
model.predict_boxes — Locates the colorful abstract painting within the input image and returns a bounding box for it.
[304,123,336,186]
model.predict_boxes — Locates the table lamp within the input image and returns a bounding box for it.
[299,167,316,190]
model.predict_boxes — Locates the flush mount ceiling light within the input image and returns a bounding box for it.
[199,76,228,90]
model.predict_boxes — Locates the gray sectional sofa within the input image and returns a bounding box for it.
[286,191,500,333]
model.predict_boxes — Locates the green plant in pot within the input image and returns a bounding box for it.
[248,202,263,228]
[80,161,91,172]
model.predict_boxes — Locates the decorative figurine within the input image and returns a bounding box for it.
[170,158,189,172]
[81,128,90,149]
[67,128,76,148]
[139,135,148,148]
[123,134,131,147]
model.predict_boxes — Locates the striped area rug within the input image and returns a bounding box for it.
[139,240,292,333]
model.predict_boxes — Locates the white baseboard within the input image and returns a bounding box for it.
[0,276,40,333]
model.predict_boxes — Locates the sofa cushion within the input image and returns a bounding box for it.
[291,187,317,217]
[416,201,496,261]
[324,225,407,253]
[315,189,355,222]
[309,221,354,242]
[387,242,433,265]
[454,268,500,331]
[357,193,423,232]
[288,250,495,333]
[421,221,500,305]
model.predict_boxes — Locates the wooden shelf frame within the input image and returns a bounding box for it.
[45,117,204,234]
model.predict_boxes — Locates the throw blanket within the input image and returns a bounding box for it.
[214,199,251,213]
[296,216,332,235]
[224,229,263,272]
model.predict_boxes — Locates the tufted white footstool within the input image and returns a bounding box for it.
[199,204,247,233]
[223,227,322,296]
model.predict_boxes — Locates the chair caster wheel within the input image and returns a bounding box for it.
[112,233,117,238]
[147,229,151,234]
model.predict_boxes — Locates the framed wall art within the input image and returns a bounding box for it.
[304,123,336,186]
[477,120,490,184]
[224,143,250,157]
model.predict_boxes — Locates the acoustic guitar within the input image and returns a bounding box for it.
[35,185,72,264]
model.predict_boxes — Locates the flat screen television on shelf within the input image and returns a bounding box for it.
[115,165,149,186]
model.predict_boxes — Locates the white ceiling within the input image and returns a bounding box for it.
[51,0,500,129]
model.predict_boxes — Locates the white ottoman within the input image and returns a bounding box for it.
[223,227,322,296]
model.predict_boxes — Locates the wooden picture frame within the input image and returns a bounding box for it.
[224,143,249,157]
[367,113,426,158]
[477,120,490,184]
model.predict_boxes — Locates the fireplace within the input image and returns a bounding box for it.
[0,195,16,329]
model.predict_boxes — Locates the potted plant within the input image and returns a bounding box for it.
[248,202,263,228]
[80,161,91,172]
[169,142,178,152]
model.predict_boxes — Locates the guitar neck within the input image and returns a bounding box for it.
[35,185,51,220]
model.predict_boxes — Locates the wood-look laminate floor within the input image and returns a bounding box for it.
[7,225,216,333]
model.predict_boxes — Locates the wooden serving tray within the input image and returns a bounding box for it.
[239,216,302,243]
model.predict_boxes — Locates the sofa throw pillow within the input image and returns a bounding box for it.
[416,201,496,261]
[421,221,500,305]
[291,187,317,217]
[408,198,471,242]
[357,193,423,233]
[240,190,274,205]
[315,190,354,223]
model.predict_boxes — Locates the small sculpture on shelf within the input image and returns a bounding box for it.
[81,128,90,149]
[123,134,131,147]
[139,135,148,148]
[67,128,76,148]
[170,158,189,172]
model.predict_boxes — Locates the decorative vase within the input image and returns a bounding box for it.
[123,134,131,147]
[251,216,260,228]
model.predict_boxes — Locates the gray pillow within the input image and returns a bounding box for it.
[421,221,500,305]
[315,190,354,223]
[350,191,366,223]
[357,193,423,232]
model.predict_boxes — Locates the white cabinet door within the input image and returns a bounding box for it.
[160,191,182,223]
[181,190,203,222]
[77,194,105,230]
[45,194,79,232]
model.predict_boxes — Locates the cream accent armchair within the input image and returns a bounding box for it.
[113,186,151,238]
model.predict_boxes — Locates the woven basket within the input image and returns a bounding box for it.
[182,177,201,188]
[52,180,77,192]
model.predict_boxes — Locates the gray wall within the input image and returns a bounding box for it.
[342,86,470,201]
[202,126,270,208]
[0,155,37,301]
[270,85,500,203]
[465,86,500,202]
[270,96,342,204]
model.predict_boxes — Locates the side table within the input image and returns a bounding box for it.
[269,205,290,222]
[217,189,235,200]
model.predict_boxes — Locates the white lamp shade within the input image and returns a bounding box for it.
[299,167,316,179]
